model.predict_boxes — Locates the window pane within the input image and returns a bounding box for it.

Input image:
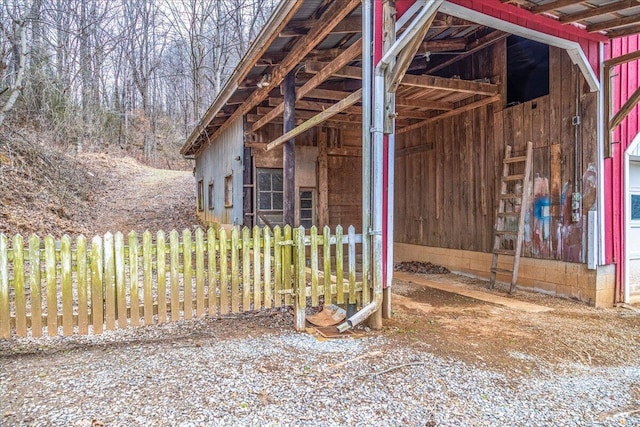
[633,195,640,220]
[259,193,271,210]
[258,172,271,191]
[301,199,312,209]
[300,191,312,199]
[272,173,283,191]
[272,192,283,209]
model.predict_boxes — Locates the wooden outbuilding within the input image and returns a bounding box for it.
[181,0,640,324]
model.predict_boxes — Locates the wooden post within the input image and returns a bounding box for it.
[318,127,329,228]
[283,71,296,226]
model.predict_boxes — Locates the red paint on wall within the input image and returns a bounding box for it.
[603,35,640,301]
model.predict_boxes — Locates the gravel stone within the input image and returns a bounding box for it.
[1,313,639,427]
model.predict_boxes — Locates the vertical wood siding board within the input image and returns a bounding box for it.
[13,235,26,336]
[465,110,475,251]
[75,236,87,335]
[156,231,167,323]
[29,235,42,337]
[428,125,437,247]
[478,108,486,250]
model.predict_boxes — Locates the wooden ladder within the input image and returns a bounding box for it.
[490,141,533,293]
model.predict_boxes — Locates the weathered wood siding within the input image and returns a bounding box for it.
[395,45,598,264]
[195,117,244,225]
[327,126,362,230]
[251,124,362,230]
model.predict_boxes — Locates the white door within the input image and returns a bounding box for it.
[628,159,640,301]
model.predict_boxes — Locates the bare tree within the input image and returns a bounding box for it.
[0,0,30,127]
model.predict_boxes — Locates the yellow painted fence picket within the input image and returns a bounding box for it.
[0,225,364,338]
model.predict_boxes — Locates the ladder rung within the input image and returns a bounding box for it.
[497,212,519,217]
[504,156,527,164]
[493,249,515,256]
[503,174,525,182]
[491,267,512,274]
[495,230,518,236]
[500,193,521,199]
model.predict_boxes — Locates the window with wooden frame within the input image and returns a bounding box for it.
[224,175,233,207]
[208,182,214,210]
[256,168,284,227]
[299,188,315,228]
[197,179,204,212]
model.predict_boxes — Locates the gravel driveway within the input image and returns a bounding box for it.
[1,308,640,427]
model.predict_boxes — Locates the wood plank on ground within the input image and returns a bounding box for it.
[393,272,553,313]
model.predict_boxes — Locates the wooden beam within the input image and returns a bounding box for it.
[388,11,437,93]
[396,95,500,134]
[605,48,640,67]
[587,13,640,32]
[531,0,586,14]
[210,0,360,145]
[426,30,507,74]
[305,88,354,100]
[610,84,640,130]
[304,62,362,79]
[606,23,640,38]
[559,0,640,23]
[317,128,329,227]
[266,89,362,151]
[281,16,361,37]
[420,38,467,52]
[283,71,295,226]
[250,108,354,122]
[401,74,499,96]
[396,97,453,110]
[252,39,362,132]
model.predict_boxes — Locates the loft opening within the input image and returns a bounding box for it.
[506,35,549,105]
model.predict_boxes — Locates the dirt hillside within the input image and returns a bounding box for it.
[0,142,199,237]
